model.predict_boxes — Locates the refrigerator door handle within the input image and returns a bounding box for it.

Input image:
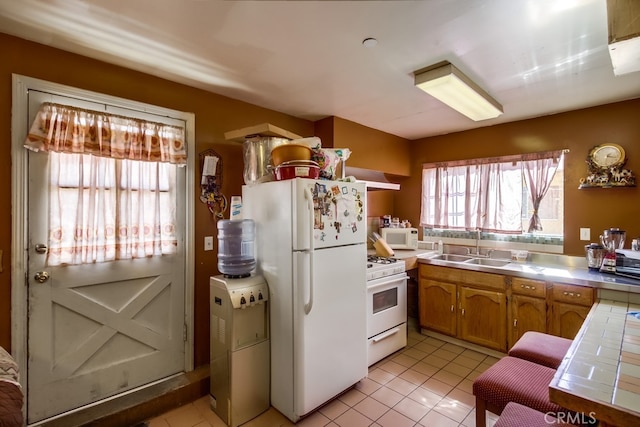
[303,187,315,314]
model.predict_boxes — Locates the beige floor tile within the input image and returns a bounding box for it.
[446,387,476,408]
[385,376,419,396]
[432,348,460,361]
[148,418,171,427]
[353,396,390,421]
[368,367,396,385]
[453,355,484,370]
[456,378,474,394]
[460,349,487,361]
[333,408,374,427]
[319,399,349,420]
[370,385,404,407]
[422,377,455,396]
[414,341,441,355]
[393,396,431,421]
[402,347,428,361]
[424,337,446,347]
[418,409,460,427]
[164,404,206,427]
[407,385,444,409]
[441,342,466,355]
[424,354,450,369]
[356,377,383,395]
[392,353,420,368]
[466,370,482,381]
[433,396,473,422]
[431,369,464,388]
[296,411,331,427]
[412,360,440,377]
[398,368,430,385]
[339,387,367,407]
[379,359,408,375]
[441,361,473,378]
[376,409,415,427]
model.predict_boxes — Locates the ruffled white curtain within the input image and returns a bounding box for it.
[420,151,564,234]
[25,103,182,266]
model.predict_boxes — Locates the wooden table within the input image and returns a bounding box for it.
[549,298,640,426]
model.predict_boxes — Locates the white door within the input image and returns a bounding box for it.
[26,91,187,423]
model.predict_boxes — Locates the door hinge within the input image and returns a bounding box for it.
[183,323,188,342]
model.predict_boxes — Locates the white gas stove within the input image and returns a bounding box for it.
[365,254,408,366]
[366,255,406,281]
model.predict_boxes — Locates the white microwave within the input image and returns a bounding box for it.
[380,228,419,250]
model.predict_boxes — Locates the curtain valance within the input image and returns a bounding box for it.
[422,150,567,170]
[24,103,187,166]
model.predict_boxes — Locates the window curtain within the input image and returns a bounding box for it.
[24,102,187,165]
[421,161,522,233]
[420,151,565,234]
[522,151,564,233]
[25,103,181,266]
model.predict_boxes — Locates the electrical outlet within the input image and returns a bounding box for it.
[580,228,590,241]
[204,236,214,251]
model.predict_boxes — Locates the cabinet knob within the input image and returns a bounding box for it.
[461,308,465,316]
[513,319,518,327]
[450,304,454,313]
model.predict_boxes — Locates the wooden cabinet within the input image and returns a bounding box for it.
[419,263,598,352]
[419,265,507,352]
[459,286,507,351]
[508,277,547,349]
[419,280,456,336]
[550,283,594,339]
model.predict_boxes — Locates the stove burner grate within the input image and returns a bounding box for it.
[367,255,398,264]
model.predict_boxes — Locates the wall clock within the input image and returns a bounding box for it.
[588,143,625,170]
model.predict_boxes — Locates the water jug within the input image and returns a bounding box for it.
[217,219,256,277]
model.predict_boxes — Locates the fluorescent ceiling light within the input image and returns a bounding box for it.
[414,61,503,121]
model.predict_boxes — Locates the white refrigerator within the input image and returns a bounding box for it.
[243,178,367,422]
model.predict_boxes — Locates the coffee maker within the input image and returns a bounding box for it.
[600,228,626,273]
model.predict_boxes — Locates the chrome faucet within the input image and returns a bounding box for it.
[475,229,481,255]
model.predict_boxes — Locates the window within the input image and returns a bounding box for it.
[420,151,565,236]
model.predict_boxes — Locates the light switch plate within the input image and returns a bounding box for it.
[580,228,591,241]
[204,236,214,251]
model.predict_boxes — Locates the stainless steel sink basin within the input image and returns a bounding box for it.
[431,254,474,262]
[463,258,511,267]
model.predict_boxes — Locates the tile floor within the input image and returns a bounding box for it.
[147,328,503,427]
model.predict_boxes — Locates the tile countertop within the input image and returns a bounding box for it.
[416,252,640,295]
[549,299,640,426]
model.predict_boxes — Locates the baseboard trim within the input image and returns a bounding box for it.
[36,365,210,427]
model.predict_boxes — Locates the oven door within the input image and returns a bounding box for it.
[367,273,408,339]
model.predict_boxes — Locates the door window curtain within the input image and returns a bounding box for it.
[24,103,184,266]
[420,150,564,234]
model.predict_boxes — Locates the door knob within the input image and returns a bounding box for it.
[34,271,50,283]
[35,244,48,254]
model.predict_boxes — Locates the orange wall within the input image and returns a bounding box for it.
[397,99,640,256]
[0,33,314,361]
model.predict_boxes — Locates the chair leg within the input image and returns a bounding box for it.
[475,396,487,427]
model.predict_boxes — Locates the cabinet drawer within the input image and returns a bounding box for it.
[552,283,594,306]
[511,277,546,298]
[459,270,506,291]
[420,265,462,283]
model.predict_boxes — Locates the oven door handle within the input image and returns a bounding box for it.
[368,274,408,291]
[303,187,315,315]
[372,326,401,343]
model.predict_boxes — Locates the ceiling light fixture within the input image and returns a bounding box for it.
[413,61,503,121]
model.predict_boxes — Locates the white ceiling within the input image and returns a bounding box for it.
[1,0,639,140]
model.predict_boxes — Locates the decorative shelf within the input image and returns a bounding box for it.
[578,183,636,189]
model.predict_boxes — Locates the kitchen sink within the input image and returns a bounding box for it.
[463,258,511,267]
[431,254,474,262]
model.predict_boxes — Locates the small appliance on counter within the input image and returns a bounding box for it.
[380,227,419,250]
[585,243,606,271]
[600,228,626,273]
[614,249,640,279]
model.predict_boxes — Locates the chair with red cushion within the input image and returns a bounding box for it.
[494,402,578,426]
[508,331,572,369]
[473,356,572,427]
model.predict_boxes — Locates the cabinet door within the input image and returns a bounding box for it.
[419,279,456,337]
[508,295,547,349]
[550,302,591,339]
[459,287,507,352]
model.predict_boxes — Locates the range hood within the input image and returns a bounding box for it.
[344,166,401,191]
